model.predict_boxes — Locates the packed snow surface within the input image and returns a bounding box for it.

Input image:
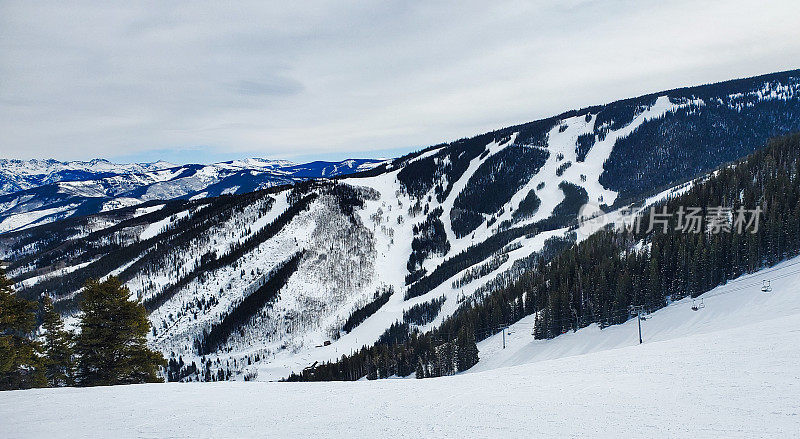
[3,256,800,438]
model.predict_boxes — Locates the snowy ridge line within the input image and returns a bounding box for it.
[0,157,383,233]
[27,206,204,309]
[5,198,207,287]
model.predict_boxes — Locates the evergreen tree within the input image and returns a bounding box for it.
[40,295,75,387]
[0,266,46,390]
[455,326,479,372]
[75,277,165,386]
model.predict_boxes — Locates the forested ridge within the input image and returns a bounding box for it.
[288,133,800,381]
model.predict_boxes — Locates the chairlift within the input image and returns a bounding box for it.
[691,298,705,311]
[761,280,772,293]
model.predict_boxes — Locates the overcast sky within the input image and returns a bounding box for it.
[2,0,799,164]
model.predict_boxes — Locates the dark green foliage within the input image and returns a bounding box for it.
[404,268,427,285]
[40,296,75,387]
[0,267,46,390]
[405,208,581,300]
[396,149,444,199]
[326,182,378,219]
[601,83,800,202]
[449,208,484,239]
[512,189,541,221]
[407,207,450,274]
[536,133,800,336]
[377,321,412,346]
[452,253,509,289]
[199,252,304,355]
[455,325,479,372]
[342,286,394,334]
[542,182,588,228]
[594,96,657,138]
[405,221,538,300]
[75,277,165,386]
[555,161,572,177]
[513,118,560,148]
[286,325,472,381]
[403,296,446,326]
[397,132,497,202]
[166,356,197,382]
[575,133,596,162]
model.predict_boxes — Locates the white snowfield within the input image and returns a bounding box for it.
[4,256,800,438]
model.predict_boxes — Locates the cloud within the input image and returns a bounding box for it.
[231,79,304,97]
[1,0,799,163]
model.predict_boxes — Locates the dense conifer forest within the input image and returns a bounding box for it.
[1,273,164,390]
[341,286,395,334]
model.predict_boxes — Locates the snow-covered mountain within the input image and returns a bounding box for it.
[0,157,385,232]
[0,158,177,195]
[2,68,799,382]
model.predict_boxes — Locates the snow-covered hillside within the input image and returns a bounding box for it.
[4,256,799,438]
[0,158,175,195]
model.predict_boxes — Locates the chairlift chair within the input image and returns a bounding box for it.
[691,299,699,311]
[761,280,772,293]
[691,298,705,311]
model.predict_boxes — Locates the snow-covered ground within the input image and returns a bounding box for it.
[4,255,799,438]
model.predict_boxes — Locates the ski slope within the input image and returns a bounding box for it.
[4,256,800,438]
[473,255,800,372]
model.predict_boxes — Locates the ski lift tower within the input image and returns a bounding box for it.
[629,305,645,344]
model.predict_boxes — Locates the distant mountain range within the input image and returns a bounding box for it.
[0,157,385,232]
